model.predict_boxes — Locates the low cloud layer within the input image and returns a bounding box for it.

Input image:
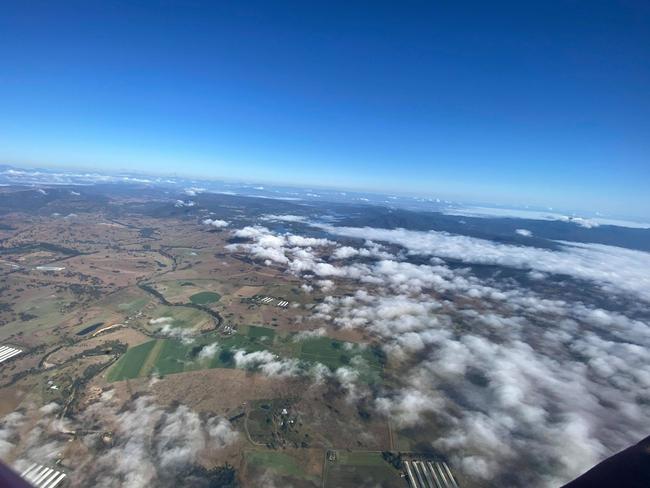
[317,224,650,302]
[224,221,650,486]
[2,394,238,488]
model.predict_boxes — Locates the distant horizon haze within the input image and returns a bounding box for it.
[2,161,649,224]
[1,1,648,216]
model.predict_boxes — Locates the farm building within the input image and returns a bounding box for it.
[0,345,22,364]
[20,464,67,488]
[404,460,459,488]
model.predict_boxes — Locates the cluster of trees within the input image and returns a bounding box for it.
[381,451,404,469]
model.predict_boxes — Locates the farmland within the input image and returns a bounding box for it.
[105,325,383,383]
[0,185,415,488]
[245,450,322,487]
[324,451,404,488]
[190,291,221,304]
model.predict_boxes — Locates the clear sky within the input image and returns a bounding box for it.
[1,1,649,217]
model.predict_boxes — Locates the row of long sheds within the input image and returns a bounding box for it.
[0,345,22,364]
[20,464,67,488]
[404,460,460,488]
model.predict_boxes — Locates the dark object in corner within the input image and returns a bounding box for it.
[562,435,650,488]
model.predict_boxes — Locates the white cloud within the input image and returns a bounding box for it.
[158,323,194,343]
[184,187,205,196]
[443,205,650,229]
[197,342,220,360]
[315,287,650,485]
[3,394,238,488]
[202,218,229,228]
[149,317,173,325]
[174,200,196,208]
[233,349,301,377]
[224,222,650,485]
[332,246,359,259]
[261,214,307,223]
[317,224,650,302]
[0,411,24,458]
[292,328,327,341]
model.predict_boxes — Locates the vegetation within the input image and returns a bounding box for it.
[298,337,383,381]
[247,325,275,341]
[106,340,158,381]
[246,451,318,483]
[381,451,404,469]
[172,464,238,488]
[325,451,404,488]
[190,291,221,304]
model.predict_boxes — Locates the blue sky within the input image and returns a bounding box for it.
[1,1,649,217]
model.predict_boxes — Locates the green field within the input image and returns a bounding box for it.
[147,305,213,331]
[106,286,152,314]
[246,451,319,484]
[106,327,384,382]
[106,331,263,381]
[106,340,158,381]
[298,337,383,381]
[0,285,81,340]
[117,296,150,314]
[146,279,227,305]
[336,451,389,466]
[189,291,221,304]
[247,325,276,341]
[324,451,403,488]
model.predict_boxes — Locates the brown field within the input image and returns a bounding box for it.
[100,368,307,416]
[0,189,402,488]
[0,383,34,417]
[47,328,150,365]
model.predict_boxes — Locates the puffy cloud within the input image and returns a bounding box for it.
[233,350,301,377]
[317,287,650,485]
[232,225,270,240]
[317,224,650,301]
[157,322,194,343]
[334,366,362,400]
[83,397,238,487]
[228,226,335,267]
[39,402,61,415]
[202,218,229,228]
[515,228,532,237]
[286,235,331,247]
[150,317,173,325]
[174,200,195,208]
[224,221,650,485]
[184,187,205,196]
[206,417,240,448]
[3,394,238,488]
[0,411,24,458]
[332,246,359,259]
[292,328,327,341]
[375,388,443,427]
[197,342,220,360]
[316,280,334,291]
